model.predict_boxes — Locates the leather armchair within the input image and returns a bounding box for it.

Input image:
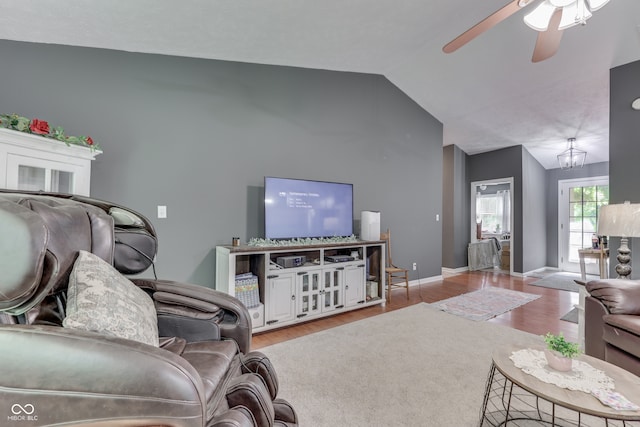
[585,278,640,376]
[0,191,297,427]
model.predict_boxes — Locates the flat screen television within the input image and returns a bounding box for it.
[264,177,354,240]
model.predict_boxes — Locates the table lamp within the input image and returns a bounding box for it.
[597,201,640,279]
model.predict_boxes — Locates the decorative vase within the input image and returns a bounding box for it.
[544,348,573,372]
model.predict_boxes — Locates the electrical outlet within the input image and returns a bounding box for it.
[412,262,417,271]
[157,205,167,219]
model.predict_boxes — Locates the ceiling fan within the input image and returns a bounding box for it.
[443,0,610,62]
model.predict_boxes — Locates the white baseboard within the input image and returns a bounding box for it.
[414,266,559,281]
[521,266,560,277]
[409,275,442,287]
[441,266,468,277]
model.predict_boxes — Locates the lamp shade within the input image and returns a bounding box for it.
[597,202,640,238]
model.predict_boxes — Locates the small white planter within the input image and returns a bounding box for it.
[544,348,573,372]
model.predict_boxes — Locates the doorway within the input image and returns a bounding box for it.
[470,178,514,274]
[558,176,609,274]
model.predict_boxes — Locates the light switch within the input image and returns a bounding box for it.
[157,205,167,218]
[436,214,440,222]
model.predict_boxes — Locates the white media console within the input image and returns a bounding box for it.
[215,241,386,333]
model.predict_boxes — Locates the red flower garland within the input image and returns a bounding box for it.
[29,119,50,135]
[0,113,99,151]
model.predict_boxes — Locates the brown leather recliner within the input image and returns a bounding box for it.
[585,278,640,376]
[0,190,298,427]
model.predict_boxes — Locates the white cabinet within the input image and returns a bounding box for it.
[265,272,296,326]
[296,269,322,319]
[216,241,386,333]
[321,267,344,313]
[0,128,101,196]
[344,263,366,307]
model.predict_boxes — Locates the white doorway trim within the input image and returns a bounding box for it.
[470,177,514,275]
[557,175,608,273]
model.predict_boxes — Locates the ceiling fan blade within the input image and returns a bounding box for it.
[443,0,534,53]
[531,7,563,62]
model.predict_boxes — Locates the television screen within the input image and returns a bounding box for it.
[264,177,354,239]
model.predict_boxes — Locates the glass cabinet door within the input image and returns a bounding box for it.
[296,271,321,317]
[322,267,344,312]
[17,165,74,193]
[50,169,74,193]
[17,165,46,191]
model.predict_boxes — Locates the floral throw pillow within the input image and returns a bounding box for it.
[63,250,159,347]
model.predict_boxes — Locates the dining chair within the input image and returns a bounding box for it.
[380,228,410,301]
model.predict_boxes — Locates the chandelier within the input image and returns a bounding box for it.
[524,0,610,32]
[557,138,586,170]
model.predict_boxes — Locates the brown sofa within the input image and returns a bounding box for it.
[585,278,640,376]
[0,190,297,427]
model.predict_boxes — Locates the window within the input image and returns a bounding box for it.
[476,191,510,235]
[568,185,609,262]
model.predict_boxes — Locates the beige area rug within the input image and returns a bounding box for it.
[260,303,542,426]
[529,272,586,293]
[430,287,540,321]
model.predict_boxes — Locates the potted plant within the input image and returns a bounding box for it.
[543,332,580,371]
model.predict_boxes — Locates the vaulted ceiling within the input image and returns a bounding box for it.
[1,0,639,168]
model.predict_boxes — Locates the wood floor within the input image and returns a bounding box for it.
[250,269,578,350]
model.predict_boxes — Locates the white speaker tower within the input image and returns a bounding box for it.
[360,211,381,241]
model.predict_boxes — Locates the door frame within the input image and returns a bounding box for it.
[470,177,514,275]
[557,175,608,273]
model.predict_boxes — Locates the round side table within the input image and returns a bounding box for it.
[479,345,640,426]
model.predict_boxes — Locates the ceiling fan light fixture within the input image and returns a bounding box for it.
[445,0,610,62]
[586,0,609,11]
[523,0,606,33]
[558,0,592,29]
[524,1,557,31]
[549,0,574,7]
[557,137,587,170]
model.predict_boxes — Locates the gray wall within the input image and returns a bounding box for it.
[446,142,609,274]
[521,148,547,273]
[442,145,469,269]
[544,162,609,267]
[610,59,640,277]
[467,145,525,272]
[0,40,443,287]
